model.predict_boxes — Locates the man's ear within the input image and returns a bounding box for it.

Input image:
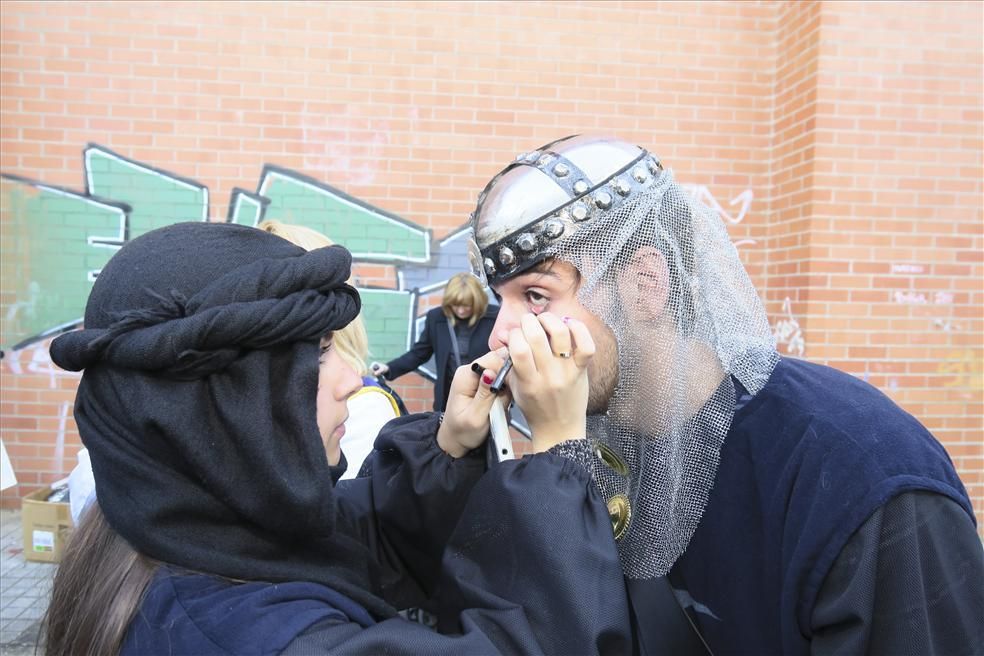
[623,246,670,322]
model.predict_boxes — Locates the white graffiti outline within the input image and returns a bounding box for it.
[772,297,805,357]
[4,338,81,387]
[683,184,757,249]
[84,147,209,222]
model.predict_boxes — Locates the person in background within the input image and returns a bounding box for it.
[373,273,498,412]
[259,220,404,479]
[41,221,633,655]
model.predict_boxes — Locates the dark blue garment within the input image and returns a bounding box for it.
[122,569,374,656]
[667,357,975,655]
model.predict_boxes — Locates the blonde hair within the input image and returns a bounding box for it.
[441,273,488,328]
[258,220,370,376]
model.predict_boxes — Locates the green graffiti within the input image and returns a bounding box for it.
[0,177,126,350]
[358,289,415,362]
[85,146,208,238]
[1,150,434,360]
[258,167,430,262]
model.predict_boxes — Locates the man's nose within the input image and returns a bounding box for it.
[488,301,522,350]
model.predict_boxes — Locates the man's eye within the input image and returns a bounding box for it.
[525,290,549,308]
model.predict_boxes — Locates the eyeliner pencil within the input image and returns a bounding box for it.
[489,356,513,394]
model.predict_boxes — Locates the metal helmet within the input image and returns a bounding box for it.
[468,135,663,288]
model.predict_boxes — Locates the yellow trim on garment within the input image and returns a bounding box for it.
[351,385,401,416]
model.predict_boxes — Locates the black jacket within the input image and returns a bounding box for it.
[385,305,499,411]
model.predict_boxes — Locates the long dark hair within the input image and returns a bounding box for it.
[41,504,158,656]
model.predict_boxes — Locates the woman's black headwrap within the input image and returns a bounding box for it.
[50,222,395,618]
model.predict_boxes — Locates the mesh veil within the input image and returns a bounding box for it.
[543,170,778,577]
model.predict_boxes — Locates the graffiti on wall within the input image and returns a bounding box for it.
[0,145,438,366]
[681,185,757,249]
[937,350,984,391]
[772,297,805,357]
[2,148,759,360]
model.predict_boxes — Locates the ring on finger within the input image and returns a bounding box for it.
[555,350,572,359]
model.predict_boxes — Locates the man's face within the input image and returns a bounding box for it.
[488,259,619,415]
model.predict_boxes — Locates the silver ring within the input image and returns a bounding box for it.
[556,351,572,359]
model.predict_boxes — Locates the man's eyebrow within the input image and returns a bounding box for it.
[524,263,563,280]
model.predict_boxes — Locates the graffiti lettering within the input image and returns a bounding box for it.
[772,297,805,357]
[895,291,928,304]
[894,290,954,306]
[2,338,81,387]
[891,263,925,274]
[682,184,757,250]
[937,350,983,390]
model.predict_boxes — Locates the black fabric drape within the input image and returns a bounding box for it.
[49,222,398,618]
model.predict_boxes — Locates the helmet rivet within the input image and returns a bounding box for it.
[594,190,613,209]
[537,153,553,167]
[647,158,662,175]
[613,177,632,196]
[483,257,496,275]
[552,162,570,177]
[498,247,516,266]
[525,151,540,162]
[573,179,588,195]
[571,201,590,222]
[631,166,648,183]
[543,219,564,239]
[516,152,529,162]
[516,233,537,252]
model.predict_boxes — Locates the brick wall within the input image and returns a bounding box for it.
[1,1,980,529]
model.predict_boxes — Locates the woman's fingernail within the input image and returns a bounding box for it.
[471,362,484,375]
[482,372,495,385]
[562,316,572,324]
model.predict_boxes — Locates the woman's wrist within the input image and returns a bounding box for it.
[530,424,587,453]
[436,414,470,459]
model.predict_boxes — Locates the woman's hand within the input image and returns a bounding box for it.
[437,348,510,458]
[503,313,595,452]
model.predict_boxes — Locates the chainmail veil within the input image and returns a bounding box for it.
[469,136,779,578]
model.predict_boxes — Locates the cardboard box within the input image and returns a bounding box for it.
[21,486,73,563]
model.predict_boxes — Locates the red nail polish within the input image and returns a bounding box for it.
[482,372,495,385]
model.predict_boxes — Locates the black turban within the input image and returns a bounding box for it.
[50,222,395,618]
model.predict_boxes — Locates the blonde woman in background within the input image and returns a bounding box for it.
[373,273,499,412]
[258,220,403,479]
